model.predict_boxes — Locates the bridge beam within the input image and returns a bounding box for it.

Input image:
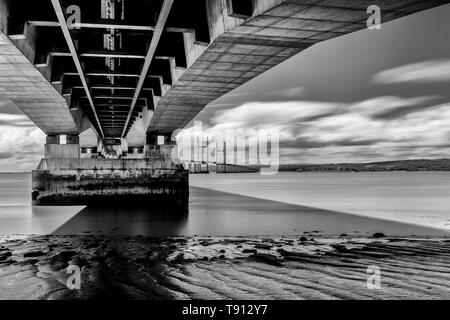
[50,0,104,138]
[122,0,174,137]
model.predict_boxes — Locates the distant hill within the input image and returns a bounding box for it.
[274,159,450,172]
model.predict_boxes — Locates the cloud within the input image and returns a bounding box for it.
[0,113,36,128]
[348,96,439,119]
[212,101,338,129]
[0,152,14,159]
[269,87,305,98]
[373,59,450,84]
[0,98,26,115]
[205,103,237,109]
[182,96,450,164]
[0,124,45,171]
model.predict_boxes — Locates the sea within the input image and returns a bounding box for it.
[0,172,449,237]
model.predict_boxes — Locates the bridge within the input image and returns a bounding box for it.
[0,0,447,205]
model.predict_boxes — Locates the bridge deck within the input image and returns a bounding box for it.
[0,32,77,134]
[0,0,448,139]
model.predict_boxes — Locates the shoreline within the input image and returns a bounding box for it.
[1,234,449,300]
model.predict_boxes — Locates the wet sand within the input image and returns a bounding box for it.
[1,235,449,300]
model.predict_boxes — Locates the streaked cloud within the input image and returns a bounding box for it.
[0,101,45,171]
[182,96,450,164]
[0,113,37,128]
[373,59,450,84]
[269,87,305,98]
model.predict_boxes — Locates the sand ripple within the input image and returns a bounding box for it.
[0,235,449,299]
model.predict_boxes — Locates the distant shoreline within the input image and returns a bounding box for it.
[262,159,450,173]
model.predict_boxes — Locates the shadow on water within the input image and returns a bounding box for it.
[50,187,449,237]
[51,203,189,237]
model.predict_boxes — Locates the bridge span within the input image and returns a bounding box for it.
[0,0,447,204]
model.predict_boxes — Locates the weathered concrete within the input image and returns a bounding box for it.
[0,31,78,134]
[32,158,188,206]
[37,158,179,171]
[44,144,80,159]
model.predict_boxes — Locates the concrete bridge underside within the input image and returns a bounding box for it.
[0,0,448,205]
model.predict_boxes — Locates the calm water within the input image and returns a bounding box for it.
[0,172,449,237]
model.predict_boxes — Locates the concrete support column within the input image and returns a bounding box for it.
[146,132,174,145]
[146,133,158,145]
[46,135,60,144]
[66,134,80,144]
[145,132,176,159]
[44,134,80,159]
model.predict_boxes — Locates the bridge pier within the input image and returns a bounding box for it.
[32,136,188,206]
[44,134,80,159]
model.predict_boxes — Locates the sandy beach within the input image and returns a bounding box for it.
[1,234,449,300]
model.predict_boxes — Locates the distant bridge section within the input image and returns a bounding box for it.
[185,161,258,174]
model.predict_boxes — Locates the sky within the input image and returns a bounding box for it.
[0,4,449,171]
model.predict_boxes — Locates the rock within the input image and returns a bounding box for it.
[23,250,44,258]
[201,256,209,261]
[242,249,257,254]
[219,249,226,253]
[249,253,282,266]
[340,234,348,237]
[169,253,184,262]
[373,233,386,238]
[299,237,308,242]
